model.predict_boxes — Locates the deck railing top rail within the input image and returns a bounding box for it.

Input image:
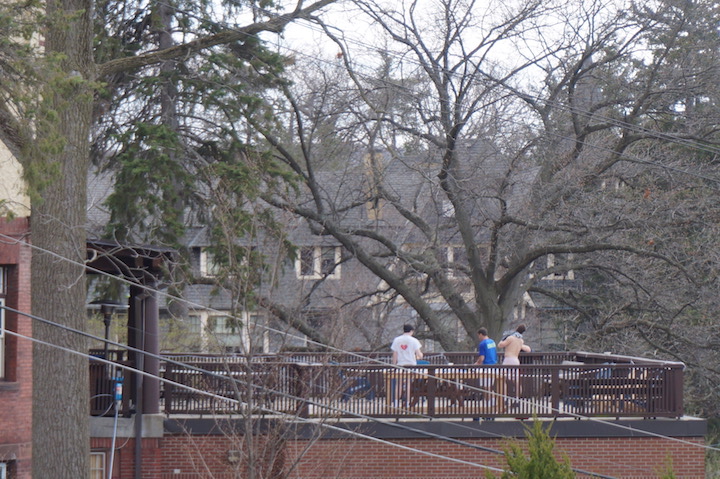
[157,350,684,367]
[91,350,684,420]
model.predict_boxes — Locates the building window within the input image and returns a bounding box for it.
[0,297,5,379]
[199,248,221,278]
[206,315,243,350]
[246,313,268,354]
[90,452,105,479]
[365,198,385,221]
[194,312,267,353]
[446,244,489,278]
[0,267,7,380]
[445,246,464,278]
[544,254,574,280]
[188,314,202,335]
[206,315,241,335]
[295,246,341,279]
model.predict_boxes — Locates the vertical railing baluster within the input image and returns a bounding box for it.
[164,362,173,414]
[427,366,436,416]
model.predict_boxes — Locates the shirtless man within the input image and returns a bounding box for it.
[498,324,531,365]
[498,324,531,406]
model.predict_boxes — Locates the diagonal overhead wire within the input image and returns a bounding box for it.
[5,302,669,479]
[2,2,715,476]
[0,276,711,479]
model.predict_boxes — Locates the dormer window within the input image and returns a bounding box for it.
[600,177,626,191]
[296,246,342,279]
[544,254,574,280]
[199,248,221,278]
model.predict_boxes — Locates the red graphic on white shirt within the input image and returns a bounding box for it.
[401,345,408,350]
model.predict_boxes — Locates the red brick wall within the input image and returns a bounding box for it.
[0,217,32,478]
[92,438,163,479]
[96,433,706,479]
[283,436,706,479]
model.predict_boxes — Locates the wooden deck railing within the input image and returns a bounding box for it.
[90,351,684,419]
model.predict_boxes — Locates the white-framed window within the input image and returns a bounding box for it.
[246,313,269,354]
[206,314,242,349]
[446,246,465,278]
[206,315,242,335]
[0,298,5,379]
[199,248,221,278]
[192,311,268,353]
[544,254,574,280]
[295,246,341,279]
[200,246,258,278]
[447,246,467,263]
[188,314,202,335]
[90,451,105,479]
[445,244,489,278]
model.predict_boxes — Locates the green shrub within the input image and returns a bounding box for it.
[497,419,575,479]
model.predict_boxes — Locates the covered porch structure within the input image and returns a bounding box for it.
[86,239,176,417]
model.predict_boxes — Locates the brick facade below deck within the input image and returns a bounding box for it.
[91,417,707,479]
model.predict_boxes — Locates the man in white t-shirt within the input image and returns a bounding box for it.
[390,324,423,407]
[391,324,423,365]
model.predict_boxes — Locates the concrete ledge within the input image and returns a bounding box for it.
[164,416,706,440]
[91,413,165,438]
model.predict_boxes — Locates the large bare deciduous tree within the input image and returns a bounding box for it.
[241,0,720,391]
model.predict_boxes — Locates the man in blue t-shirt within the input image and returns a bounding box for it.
[474,328,497,365]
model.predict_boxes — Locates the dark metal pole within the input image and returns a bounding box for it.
[101,304,113,361]
[130,286,145,479]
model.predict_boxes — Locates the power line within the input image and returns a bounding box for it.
[0,232,710,443]
[0,304,630,478]
[2,307,512,474]
[1,1,716,474]
[146,0,720,188]
[284,6,720,157]
[0,298,709,479]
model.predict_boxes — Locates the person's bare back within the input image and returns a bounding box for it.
[498,334,531,363]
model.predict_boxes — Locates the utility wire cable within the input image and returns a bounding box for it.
[0,300,711,479]
[3,322,513,474]
[4,312,628,478]
[149,0,720,167]
[0,3,712,475]
[0,231,713,466]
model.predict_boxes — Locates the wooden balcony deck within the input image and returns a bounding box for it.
[90,351,684,420]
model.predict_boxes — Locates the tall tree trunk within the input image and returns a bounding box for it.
[31,0,94,477]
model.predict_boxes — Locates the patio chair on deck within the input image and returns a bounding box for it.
[339,368,376,402]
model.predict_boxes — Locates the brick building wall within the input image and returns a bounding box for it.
[0,217,32,478]
[93,417,707,479]
[91,437,163,479]
[281,435,705,479]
